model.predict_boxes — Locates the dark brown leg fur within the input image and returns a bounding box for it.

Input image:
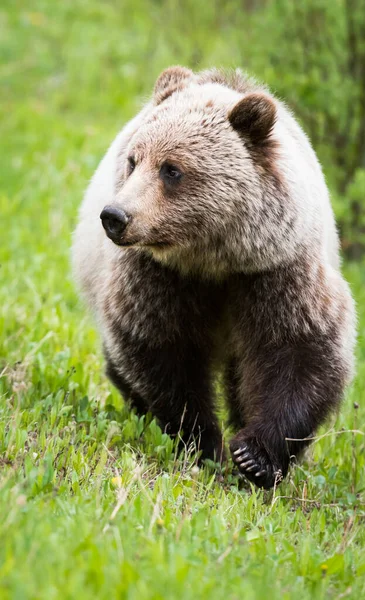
[224,356,246,431]
[227,259,350,489]
[105,354,149,416]
[103,251,226,463]
[109,335,225,461]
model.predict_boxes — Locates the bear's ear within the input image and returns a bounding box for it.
[153,66,194,105]
[228,93,276,145]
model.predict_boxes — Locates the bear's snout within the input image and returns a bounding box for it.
[100,206,130,245]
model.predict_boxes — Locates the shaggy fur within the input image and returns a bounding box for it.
[72,66,356,489]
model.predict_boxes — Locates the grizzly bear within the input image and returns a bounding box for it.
[72,66,356,489]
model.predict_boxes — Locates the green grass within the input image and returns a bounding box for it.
[1,1,365,598]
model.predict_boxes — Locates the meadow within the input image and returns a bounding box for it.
[1,1,364,598]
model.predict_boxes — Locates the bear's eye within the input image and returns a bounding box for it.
[160,162,183,185]
[127,156,136,176]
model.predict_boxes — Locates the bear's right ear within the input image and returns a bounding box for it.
[153,66,194,105]
[228,93,276,145]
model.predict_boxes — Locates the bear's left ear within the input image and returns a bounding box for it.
[228,93,276,145]
[154,66,194,105]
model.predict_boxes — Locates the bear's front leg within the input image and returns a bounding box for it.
[107,335,225,463]
[101,252,226,464]
[227,260,355,489]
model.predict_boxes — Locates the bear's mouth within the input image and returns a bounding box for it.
[113,239,172,249]
[114,240,136,247]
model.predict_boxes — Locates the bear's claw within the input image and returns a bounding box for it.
[255,470,267,478]
[230,437,283,489]
[236,453,251,462]
[233,446,247,456]
[238,458,256,468]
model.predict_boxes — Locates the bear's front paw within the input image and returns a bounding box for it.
[229,436,283,489]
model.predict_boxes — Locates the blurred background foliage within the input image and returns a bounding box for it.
[1,0,365,255]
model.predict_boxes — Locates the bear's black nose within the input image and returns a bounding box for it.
[100,206,130,243]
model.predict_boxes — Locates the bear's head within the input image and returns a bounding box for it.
[100,67,301,277]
